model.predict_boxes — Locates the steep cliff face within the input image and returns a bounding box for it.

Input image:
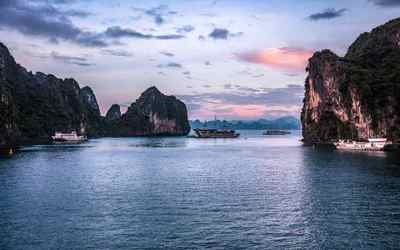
[136,87,190,135]
[117,103,152,136]
[0,42,103,147]
[0,78,18,147]
[0,44,20,147]
[302,18,400,144]
[80,86,104,137]
[108,87,190,136]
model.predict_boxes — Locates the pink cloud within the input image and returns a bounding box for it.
[237,47,314,72]
[231,105,268,118]
[191,103,270,120]
[190,103,302,120]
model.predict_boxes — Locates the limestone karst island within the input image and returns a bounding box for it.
[0,0,399,249]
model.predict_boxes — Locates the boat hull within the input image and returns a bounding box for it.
[194,129,240,139]
[334,145,385,151]
[334,139,389,152]
[52,139,87,144]
[194,134,240,139]
[263,130,291,136]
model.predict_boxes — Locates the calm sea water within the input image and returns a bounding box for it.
[1,130,400,249]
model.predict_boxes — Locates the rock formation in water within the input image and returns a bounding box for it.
[107,87,191,136]
[0,42,103,148]
[301,18,400,144]
[0,42,191,150]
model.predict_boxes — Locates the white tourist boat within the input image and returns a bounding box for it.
[52,131,87,143]
[334,138,390,151]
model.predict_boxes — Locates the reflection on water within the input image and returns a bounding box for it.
[130,137,189,148]
[300,148,400,249]
[20,144,95,153]
[0,130,399,249]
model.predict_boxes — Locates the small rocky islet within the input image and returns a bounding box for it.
[104,86,190,137]
[0,42,190,154]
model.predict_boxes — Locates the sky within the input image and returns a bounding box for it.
[0,0,399,120]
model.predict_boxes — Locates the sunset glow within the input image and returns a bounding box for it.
[237,47,314,72]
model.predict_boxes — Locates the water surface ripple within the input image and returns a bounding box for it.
[1,131,400,249]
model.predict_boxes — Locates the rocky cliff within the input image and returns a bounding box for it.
[0,42,103,147]
[80,86,104,137]
[301,18,400,144]
[0,42,191,149]
[0,51,18,148]
[106,87,190,136]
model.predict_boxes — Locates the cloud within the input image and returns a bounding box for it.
[209,28,229,39]
[237,47,314,72]
[160,51,175,57]
[176,25,195,33]
[51,51,94,66]
[237,87,261,93]
[230,32,244,38]
[210,0,219,6]
[18,0,91,18]
[145,5,166,25]
[0,2,184,48]
[179,84,304,119]
[45,0,81,4]
[223,84,233,89]
[369,0,400,6]
[104,26,184,40]
[0,0,106,47]
[101,49,133,57]
[157,62,182,68]
[307,8,347,21]
[62,9,91,18]
[154,15,164,25]
[132,5,177,25]
[208,28,243,40]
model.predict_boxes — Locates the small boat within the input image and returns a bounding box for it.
[263,130,291,136]
[52,131,87,143]
[334,138,390,151]
[194,128,240,138]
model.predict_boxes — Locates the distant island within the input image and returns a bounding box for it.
[302,17,400,145]
[190,116,301,130]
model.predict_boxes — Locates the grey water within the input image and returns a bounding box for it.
[1,130,400,249]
